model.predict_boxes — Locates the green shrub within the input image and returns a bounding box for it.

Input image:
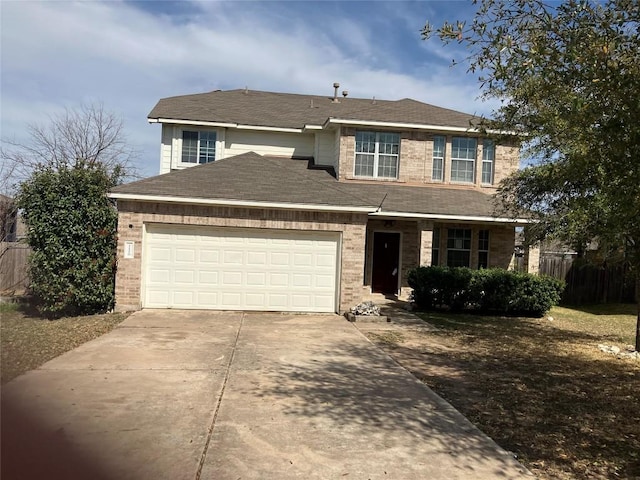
[408,266,565,317]
[17,166,118,318]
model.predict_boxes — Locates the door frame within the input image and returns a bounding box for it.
[370,230,402,295]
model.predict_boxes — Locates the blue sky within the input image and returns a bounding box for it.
[1,1,489,181]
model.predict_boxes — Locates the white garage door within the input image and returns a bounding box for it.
[143,224,340,312]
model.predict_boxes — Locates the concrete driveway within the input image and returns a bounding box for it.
[1,310,531,479]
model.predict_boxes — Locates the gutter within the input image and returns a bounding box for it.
[368,210,532,224]
[107,192,376,214]
[323,118,514,136]
[148,117,317,134]
[108,193,530,224]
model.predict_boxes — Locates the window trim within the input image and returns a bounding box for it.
[450,137,477,184]
[432,135,445,182]
[446,228,472,267]
[478,229,490,269]
[482,139,495,185]
[175,127,225,167]
[354,130,400,179]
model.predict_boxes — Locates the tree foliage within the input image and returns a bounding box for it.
[424,0,640,349]
[16,166,118,317]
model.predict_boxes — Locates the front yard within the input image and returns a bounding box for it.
[0,303,128,384]
[365,304,640,480]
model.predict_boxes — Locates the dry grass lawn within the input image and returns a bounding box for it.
[365,304,640,480]
[1,303,128,384]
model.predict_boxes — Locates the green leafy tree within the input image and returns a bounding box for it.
[6,104,134,317]
[424,0,640,350]
[16,167,118,317]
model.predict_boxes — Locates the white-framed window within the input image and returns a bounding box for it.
[447,228,471,267]
[354,131,400,179]
[482,139,495,184]
[451,137,477,183]
[478,229,490,268]
[432,135,445,181]
[181,130,217,164]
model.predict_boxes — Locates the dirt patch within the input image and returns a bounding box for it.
[1,303,129,384]
[361,305,640,480]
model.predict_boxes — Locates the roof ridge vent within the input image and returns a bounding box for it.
[372,96,376,104]
[243,86,249,94]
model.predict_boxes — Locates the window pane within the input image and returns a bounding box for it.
[479,229,490,251]
[355,153,374,176]
[447,250,470,268]
[356,131,376,153]
[377,155,398,178]
[181,131,199,163]
[447,229,471,267]
[482,140,494,184]
[478,251,488,269]
[451,159,474,182]
[199,131,216,164]
[451,137,476,183]
[432,136,445,181]
[354,131,399,179]
[431,227,440,266]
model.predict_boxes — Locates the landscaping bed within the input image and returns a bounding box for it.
[1,303,128,384]
[362,304,640,480]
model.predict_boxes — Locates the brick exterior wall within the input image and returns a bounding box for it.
[114,200,368,313]
[430,222,515,269]
[337,128,520,189]
[363,219,515,299]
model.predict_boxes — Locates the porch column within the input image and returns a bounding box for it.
[525,243,541,274]
[418,220,434,266]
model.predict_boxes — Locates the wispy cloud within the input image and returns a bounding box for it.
[1,0,489,178]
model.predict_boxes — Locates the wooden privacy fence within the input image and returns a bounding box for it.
[539,256,636,305]
[0,242,30,294]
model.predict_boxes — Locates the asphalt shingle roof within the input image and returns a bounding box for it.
[111,153,500,219]
[148,89,477,130]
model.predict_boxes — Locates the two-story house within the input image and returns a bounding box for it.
[109,86,535,313]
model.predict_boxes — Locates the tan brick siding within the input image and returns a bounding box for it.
[362,220,515,299]
[114,200,368,313]
[430,222,515,269]
[336,129,520,189]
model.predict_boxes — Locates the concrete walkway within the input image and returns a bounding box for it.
[1,310,532,479]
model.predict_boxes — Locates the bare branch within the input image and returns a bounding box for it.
[1,102,138,186]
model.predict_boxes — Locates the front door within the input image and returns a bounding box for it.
[372,232,400,294]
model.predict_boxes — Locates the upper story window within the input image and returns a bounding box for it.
[354,131,400,179]
[451,137,477,183]
[182,130,217,164]
[482,140,495,184]
[432,135,445,181]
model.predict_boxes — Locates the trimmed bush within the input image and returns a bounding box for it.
[408,266,564,317]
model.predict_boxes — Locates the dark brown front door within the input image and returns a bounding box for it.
[372,232,400,294]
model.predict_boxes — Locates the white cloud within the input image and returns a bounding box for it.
[1,1,490,178]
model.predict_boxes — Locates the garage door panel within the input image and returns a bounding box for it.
[175,249,196,262]
[199,250,219,263]
[144,225,338,312]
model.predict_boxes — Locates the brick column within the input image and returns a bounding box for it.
[525,243,541,274]
[418,220,434,266]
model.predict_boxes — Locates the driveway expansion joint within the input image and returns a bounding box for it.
[194,312,245,480]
